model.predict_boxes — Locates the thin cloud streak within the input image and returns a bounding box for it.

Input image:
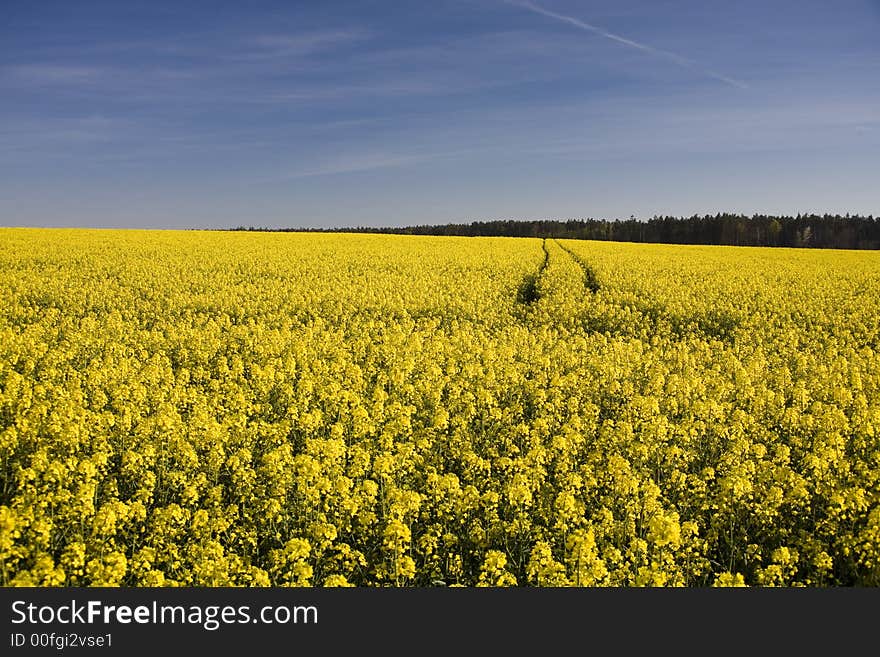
[280,154,426,179]
[229,29,372,61]
[270,148,480,181]
[506,0,748,89]
[3,64,106,84]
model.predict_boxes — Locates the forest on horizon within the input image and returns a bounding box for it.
[233,213,880,250]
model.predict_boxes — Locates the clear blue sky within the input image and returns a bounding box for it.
[2,0,878,229]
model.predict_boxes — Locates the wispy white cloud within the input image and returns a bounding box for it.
[0,115,131,142]
[272,147,479,180]
[1,27,494,105]
[280,153,425,179]
[0,116,140,161]
[229,29,371,61]
[496,95,880,161]
[4,64,106,84]
[59,29,370,61]
[250,30,369,51]
[3,26,669,108]
[505,0,748,89]
[260,75,516,105]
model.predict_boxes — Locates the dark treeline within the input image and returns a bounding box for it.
[232,213,880,249]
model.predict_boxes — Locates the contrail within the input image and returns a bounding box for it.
[506,0,748,89]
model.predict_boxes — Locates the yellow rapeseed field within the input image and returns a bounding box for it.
[1,228,878,586]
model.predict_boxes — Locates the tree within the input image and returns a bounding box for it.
[796,226,813,248]
[768,219,782,246]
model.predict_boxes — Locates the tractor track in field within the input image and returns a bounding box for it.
[516,238,550,305]
[514,239,740,344]
[553,239,600,293]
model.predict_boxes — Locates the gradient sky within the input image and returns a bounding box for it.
[2,0,878,229]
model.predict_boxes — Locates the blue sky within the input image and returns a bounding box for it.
[1,0,878,229]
